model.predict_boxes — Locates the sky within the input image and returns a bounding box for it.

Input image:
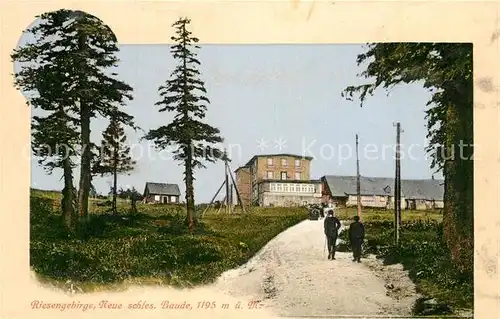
[18,41,443,203]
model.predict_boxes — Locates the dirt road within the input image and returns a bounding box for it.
[211,219,420,318]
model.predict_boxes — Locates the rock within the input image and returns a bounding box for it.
[413,297,453,316]
[425,298,438,305]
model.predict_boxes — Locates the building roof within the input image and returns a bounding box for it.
[401,179,444,200]
[322,175,396,196]
[144,182,181,196]
[244,153,314,166]
[235,165,250,173]
[322,175,444,200]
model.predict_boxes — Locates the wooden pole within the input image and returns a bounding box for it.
[356,134,362,220]
[394,122,401,246]
[225,158,230,214]
[201,179,226,217]
[397,123,403,227]
[229,183,234,215]
[216,195,226,215]
[227,163,247,213]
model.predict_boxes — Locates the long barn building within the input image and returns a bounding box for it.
[321,175,444,210]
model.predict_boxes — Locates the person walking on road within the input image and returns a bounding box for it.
[324,209,341,260]
[348,215,365,263]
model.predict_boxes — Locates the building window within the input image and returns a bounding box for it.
[280,171,287,180]
[281,158,288,167]
[267,157,273,165]
[301,185,307,192]
[170,196,177,203]
[294,172,301,180]
[154,195,160,201]
[270,183,277,192]
[266,171,273,179]
[276,184,283,192]
[295,159,301,167]
[283,184,289,192]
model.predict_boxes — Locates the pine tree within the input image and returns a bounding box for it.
[31,109,79,230]
[143,17,224,231]
[13,20,80,230]
[95,118,135,215]
[12,9,135,221]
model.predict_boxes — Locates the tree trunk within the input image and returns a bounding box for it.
[61,157,75,231]
[77,31,91,221]
[112,165,118,215]
[442,81,474,274]
[78,104,91,220]
[185,147,196,232]
[181,29,196,232]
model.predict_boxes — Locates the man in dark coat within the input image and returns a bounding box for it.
[324,210,341,260]
[348,215,365,263]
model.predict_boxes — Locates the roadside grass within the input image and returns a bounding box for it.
[337,207,473,315]
[334,207,443,223]
[30,189,308,292]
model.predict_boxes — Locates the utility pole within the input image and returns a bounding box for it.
[393,122,402,246]
[356,134,362,220]
[224,152,230,215]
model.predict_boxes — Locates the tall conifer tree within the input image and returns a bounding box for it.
[12,9,135,223]
[144,18,224,231]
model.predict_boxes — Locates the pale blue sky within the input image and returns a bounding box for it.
[26,43,443,202]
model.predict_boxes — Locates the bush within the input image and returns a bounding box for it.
[340,219,473,312]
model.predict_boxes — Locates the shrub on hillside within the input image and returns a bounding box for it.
[339,219,473,310]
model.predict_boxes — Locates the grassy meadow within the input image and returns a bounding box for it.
[30,188,308,292]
